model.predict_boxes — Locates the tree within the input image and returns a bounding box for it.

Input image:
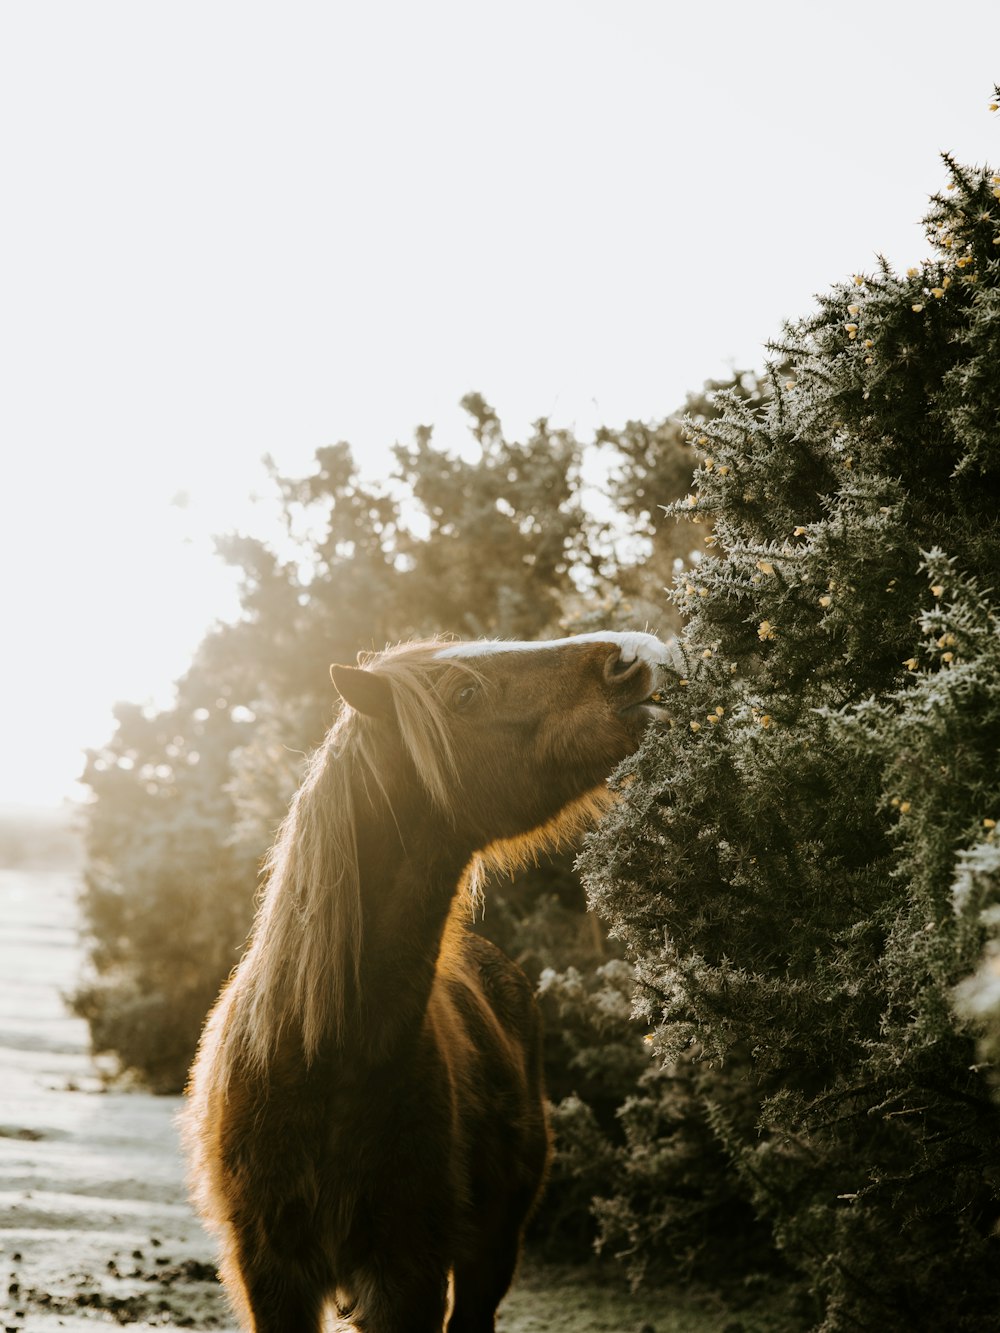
[392,394,596,639]
[582,130,1000,1327]
[74,406,625,1084]
[77,665,258,1091]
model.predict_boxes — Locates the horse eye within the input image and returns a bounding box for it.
[454,684,478,709]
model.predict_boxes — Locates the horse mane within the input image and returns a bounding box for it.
[222,639,615,1076]
[223,642,476,1073]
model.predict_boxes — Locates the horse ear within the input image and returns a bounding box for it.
[329,665,394,720]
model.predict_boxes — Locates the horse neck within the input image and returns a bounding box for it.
[350,784,471,1057]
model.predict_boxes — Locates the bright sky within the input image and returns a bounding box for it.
[2,1,998,809]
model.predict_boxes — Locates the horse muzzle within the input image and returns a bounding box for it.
[623,695,672,726]
[617,671,675,726]
[635,695,673,723]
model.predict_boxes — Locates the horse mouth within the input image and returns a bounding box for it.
[624,688,672,723]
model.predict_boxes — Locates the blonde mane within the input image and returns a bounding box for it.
[224,642,480,1073]
[222,640,615,1075]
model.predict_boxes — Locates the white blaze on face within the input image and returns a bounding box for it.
[434,630,685,675]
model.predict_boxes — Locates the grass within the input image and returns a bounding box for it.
[497,1263,807,1333]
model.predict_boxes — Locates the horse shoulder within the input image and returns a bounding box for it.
[432,910,543,1088]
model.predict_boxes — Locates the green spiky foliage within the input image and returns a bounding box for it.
[582,137,1000,1328]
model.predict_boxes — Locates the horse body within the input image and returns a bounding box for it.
[183,632,677,1332]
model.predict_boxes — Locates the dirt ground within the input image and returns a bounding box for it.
[0,867,797,1333]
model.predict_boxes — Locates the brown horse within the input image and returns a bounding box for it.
[182,631,679,1332]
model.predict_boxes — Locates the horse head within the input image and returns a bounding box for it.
[331,631,682,848]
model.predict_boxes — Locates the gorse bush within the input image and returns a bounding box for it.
[582,132,1000,1327]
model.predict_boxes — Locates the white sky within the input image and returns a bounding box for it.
[2,1,998,808]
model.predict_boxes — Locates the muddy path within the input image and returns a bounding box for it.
[0,868,233,1330]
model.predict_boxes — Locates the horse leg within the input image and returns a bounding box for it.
[446,1204,527,1333]
[238,1266,327,1333]
[351,1267,450,1333]
[222,1240,328,1333]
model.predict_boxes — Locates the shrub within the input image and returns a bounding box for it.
[582,135,1000,1326]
